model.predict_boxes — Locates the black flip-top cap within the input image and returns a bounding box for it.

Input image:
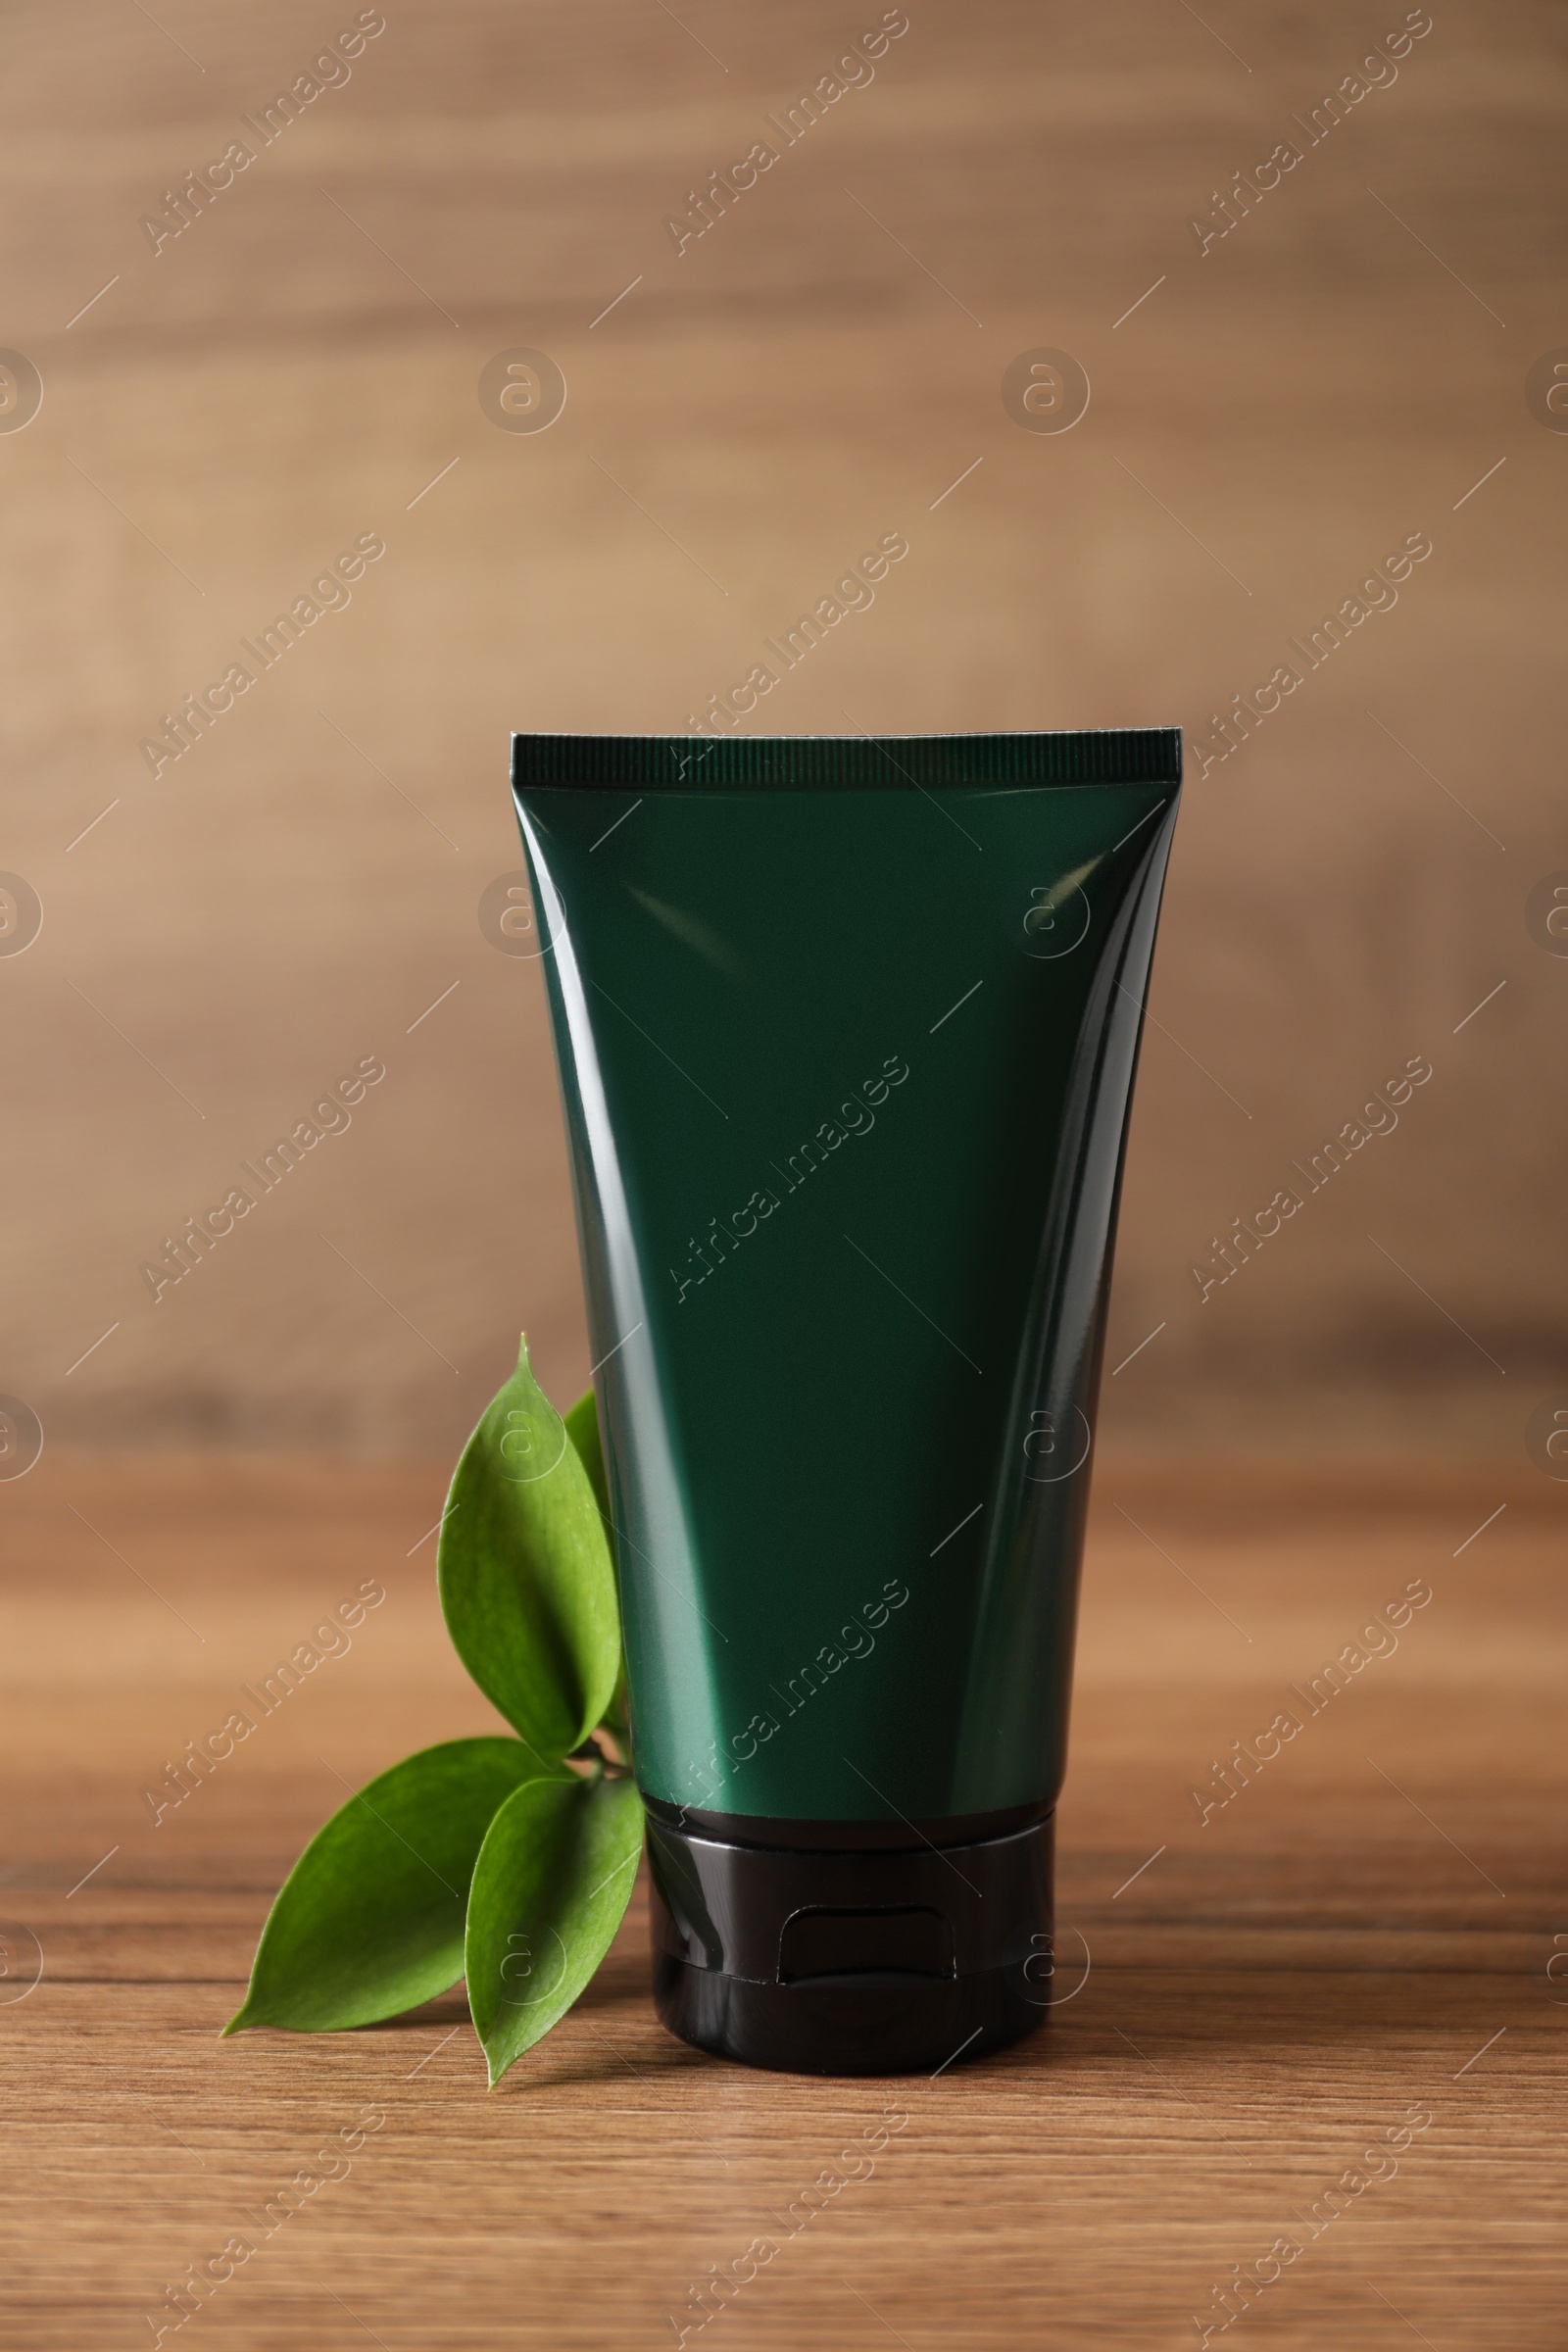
[644,1803,1055,2077]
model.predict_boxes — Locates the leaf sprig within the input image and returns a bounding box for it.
[224,1339,643,2085]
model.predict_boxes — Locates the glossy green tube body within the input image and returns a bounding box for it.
[514,729,1180,1838]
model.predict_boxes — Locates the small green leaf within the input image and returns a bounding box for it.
[438,1339,620,1767]
[224,1739,551,2035]
[564,1384,631,1755]
[564,1385,611,1526]
[466,1772,645,2085]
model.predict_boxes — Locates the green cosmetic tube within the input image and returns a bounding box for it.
[512,727,1181,2075]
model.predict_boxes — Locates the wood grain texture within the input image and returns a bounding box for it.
[3,1454,1565,2349]
[5,0,1563,1463]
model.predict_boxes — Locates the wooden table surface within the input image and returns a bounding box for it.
[4,1455,1564,2350]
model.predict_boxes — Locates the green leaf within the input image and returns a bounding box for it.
[438,1339,620,1767]
[466,1771,645,2085]
[225,1739,551,2034]
[564,1384,631,1755]
[564,1384,611,1526]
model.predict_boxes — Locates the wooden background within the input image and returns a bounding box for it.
[2,0,1564,1461]
[5,1455,1564,2348]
